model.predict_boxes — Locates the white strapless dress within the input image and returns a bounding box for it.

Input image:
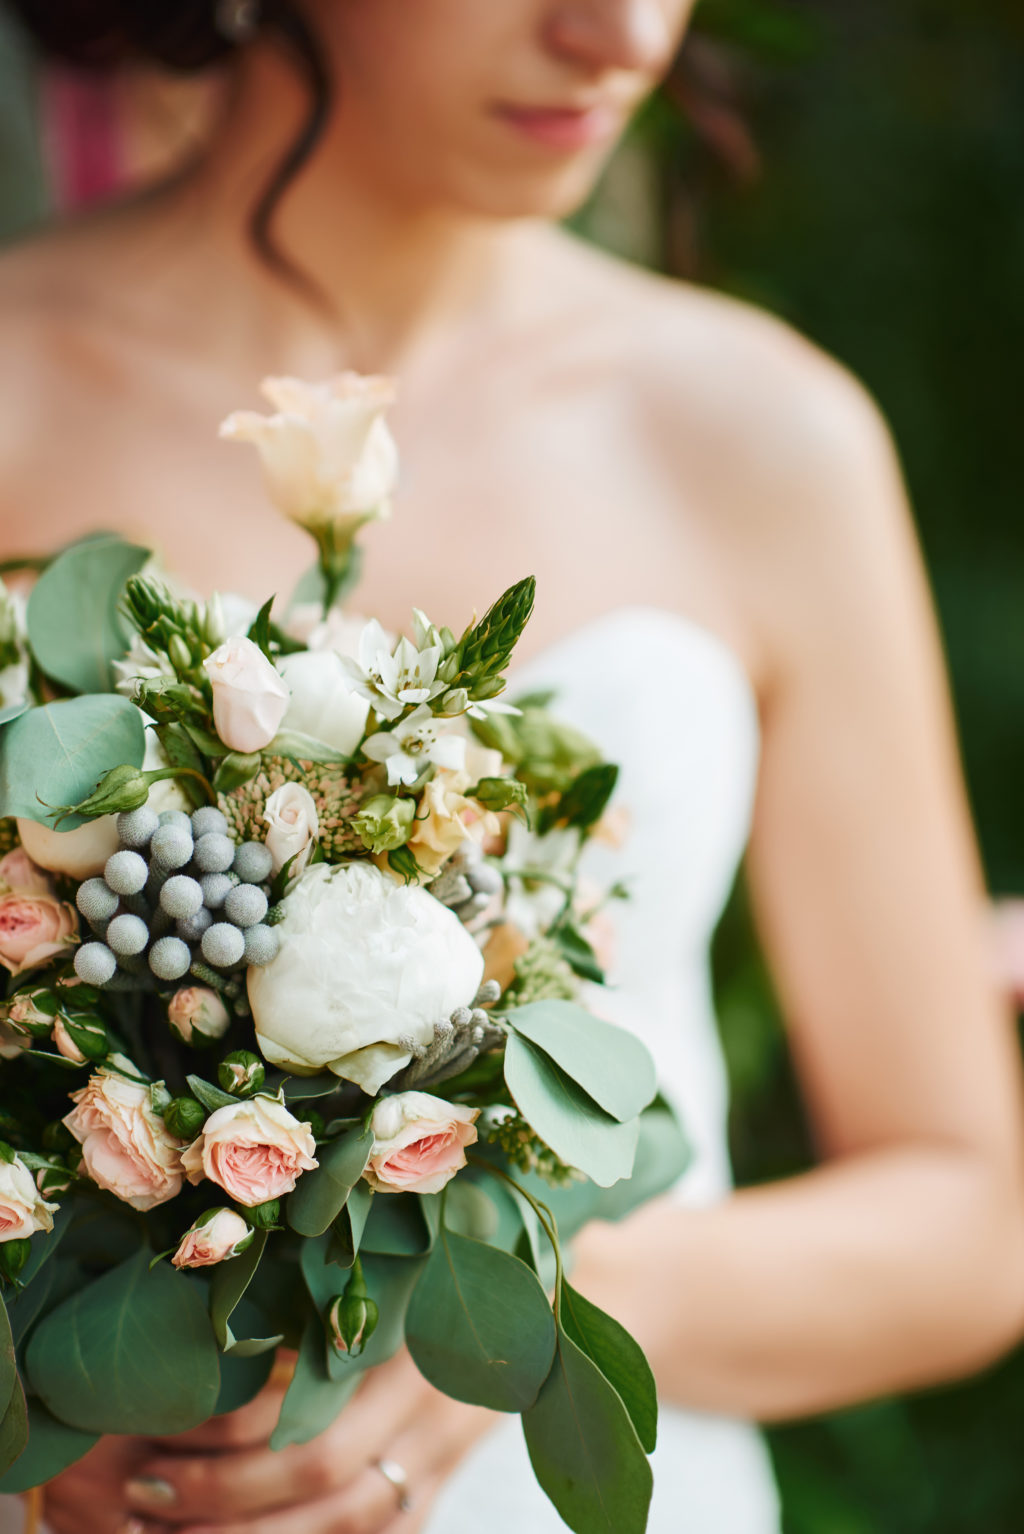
[0,606,780,1534]
[422,606,781,1534]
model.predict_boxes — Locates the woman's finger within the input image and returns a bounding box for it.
[175,1464,417,1534]
[154,1379,289,1454]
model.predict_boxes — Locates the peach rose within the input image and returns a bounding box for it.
[202,636,290,754]
[16,815,121,880]
[0,1154,58,1241]
[0,891,78,976]
[167,986,231,1044]
[406,772,500,880]
[64,1069,185,1212]
[0,847,53,896]
[364,1091,479,1196]
[181,1096,317,1206]
[172,1208,253,1269]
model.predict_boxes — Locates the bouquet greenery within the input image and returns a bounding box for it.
[0,375,685,1533]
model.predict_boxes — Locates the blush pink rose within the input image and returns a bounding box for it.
[0,891,78,975]
[202,636,290,754]
[181,1096,317,1206]
[364,1091,479,1196]
[0,847,53,896]
[64,1069,185,1212]
[172,1208,253,1269]
[0,1154,59,1240]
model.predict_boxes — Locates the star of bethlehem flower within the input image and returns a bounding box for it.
[339,619,446,723]
[362,706,466,788]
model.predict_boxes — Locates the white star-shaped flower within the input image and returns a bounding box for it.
[362,706,467,787]
[339,620,446,722]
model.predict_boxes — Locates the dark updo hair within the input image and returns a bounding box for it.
[6,0,332,300]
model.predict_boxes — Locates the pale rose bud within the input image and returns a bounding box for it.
[16,815,120,880]
[171,1207,253,1269]
[262,783,319,877]
[364,1092,479,1197]
[328,1288,378,1359]
[64,1069,185,1212]
[180,1096,317,1206]
[0,848,53,896]
[0,1153,59,1241]
[219,373,398,533]
[7,988,58,1037]
[202,637,289,755]
[217,1050,265,1098]
[0,891,78,976]
[52,1017,87,1063]
[168,986,231,1045]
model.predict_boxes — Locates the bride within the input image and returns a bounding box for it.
[2,1,1023,1531]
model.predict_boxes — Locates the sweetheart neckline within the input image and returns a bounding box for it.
[509,603,760,728]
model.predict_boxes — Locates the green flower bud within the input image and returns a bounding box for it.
[56,763,152,821]
[0,1238,30,1281]
[6,988,59,1039]
[218,1051,265,1098]
[247,1198,280,1230]
[328,1280,378,1359]
[168,634,193,674]
[469,777,529,814]
[353,795,415,856]
[438,687,470,717]
[163,1095,207,1141]
[57,1012,109,1062]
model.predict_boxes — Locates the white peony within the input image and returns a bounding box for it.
[247,861,484,1093]
[219,373,398,534]
[277,649,368,754]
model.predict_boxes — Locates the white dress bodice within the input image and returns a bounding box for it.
[424,605,781,1534]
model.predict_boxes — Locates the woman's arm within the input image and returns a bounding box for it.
[573,358,1024,1418]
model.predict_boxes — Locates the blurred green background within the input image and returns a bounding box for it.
[1,0,1022,1528]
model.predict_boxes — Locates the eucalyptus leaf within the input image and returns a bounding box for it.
[503,1034,638,1188]
[267,730,349,765]
[26,1252,220,1434]
[360,1193,433,1257]
[590,1107,690,1223]
[210,1229,267,1350]
[559,1282,658,1453]
[522,1328,653,1534]
[0,695,146,829]
[214,1329,276,1418]
[26,536,149,694]
[0,1296,15,1424]
[505,1000,656,1123]
[0,1375,28,1478]
[270,1312,361,1451]
[282,1076,349,1103]
[287,1123,373,1238]
[212,752,262,794]
[0,1396,96,1493]
[187,1074,238,1113]
[405,1229,555,1413]
[0,702,27,728]
[347,1182,373,1252]
[357,1253,426,1370]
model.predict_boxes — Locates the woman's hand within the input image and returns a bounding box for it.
[43,1349,496,1534]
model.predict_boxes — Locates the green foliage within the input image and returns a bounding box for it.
[209,1229,268,1351]
[26,536,149,694]
[505,1000,656,1123]
[0,1397,96,1494]
[503,1033,639,1188]
[286,1123,373,1238]
[559,1281,658,1454]
[406,1229,556,1411]
[25,1251,220,1435]
[0,694,146,828]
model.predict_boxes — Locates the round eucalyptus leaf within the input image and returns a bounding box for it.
[26,536,149,695]
[504,1033,638,1187]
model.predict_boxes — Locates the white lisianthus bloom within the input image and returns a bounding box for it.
[338,619,445,723]
[362,705,466,789]
[219,373,398,534]
[277,649,368,754]
[247,861,484,1093]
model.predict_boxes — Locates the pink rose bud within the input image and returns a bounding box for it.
[364,1091,479,1196]
[64,1069,186,1211]
[7,988,58,1037]
[0,847,54,896]
[0,891,78,976]
[180,1095,317,1206]
[202,637,289,755]
[328,1282,378,1359]
[167,986,231,1045]
[172,1207,253,1269]
[52,1017,87,1063]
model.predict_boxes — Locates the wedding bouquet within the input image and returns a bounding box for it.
[0,376,685,1534]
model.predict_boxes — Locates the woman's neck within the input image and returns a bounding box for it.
[159,42,542,376]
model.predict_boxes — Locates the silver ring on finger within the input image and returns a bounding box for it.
[375,1456,413,1513]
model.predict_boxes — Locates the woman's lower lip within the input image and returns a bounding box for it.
[492,103,618,151]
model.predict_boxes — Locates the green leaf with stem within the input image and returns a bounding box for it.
[503,1033,639,1187]
[505,1000,656,1124]
[0,1396,96,1493]
[0,695,146,829]
[287,1122,373,1238]
[26,536,149,695]
[209,1229,267,1351]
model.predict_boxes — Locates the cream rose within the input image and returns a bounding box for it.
[219,373,398,533]
[0,891,78,976]
[277,649,368,754]
[262,783,319,877]
[203,636,290,754]
[406,771,500,879]
[172,1208,254,1269]
[16,815,121,880]
[247,861,484,1094]
[181,1096,317,1206]
[64,1070,185,1212]
[167,986,231,1044]
[0,1154,59,1241]
[364,1092,479,1196]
